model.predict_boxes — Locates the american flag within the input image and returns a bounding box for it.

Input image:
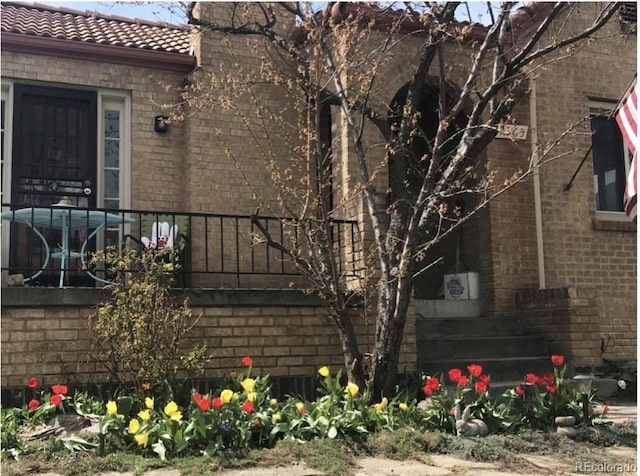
[615,80,637,223]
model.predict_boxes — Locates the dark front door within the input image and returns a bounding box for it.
[9,84,97,286]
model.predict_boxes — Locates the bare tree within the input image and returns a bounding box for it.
[178,2,621,398]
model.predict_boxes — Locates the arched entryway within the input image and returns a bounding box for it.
[387,77,476,298]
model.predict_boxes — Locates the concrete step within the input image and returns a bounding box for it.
[416,316,527,338]
[417,334,548,361]
[417,356,555,382]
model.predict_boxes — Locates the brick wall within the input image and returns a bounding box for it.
[515,287,601,368]
[1,290,416,391]
[488,5,636,361]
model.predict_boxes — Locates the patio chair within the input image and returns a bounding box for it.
[125,214,191,287]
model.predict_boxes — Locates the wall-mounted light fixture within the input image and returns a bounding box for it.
[154,115,169,133]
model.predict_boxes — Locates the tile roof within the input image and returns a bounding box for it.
[1,2,192,54]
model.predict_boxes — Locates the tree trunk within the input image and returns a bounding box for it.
[368,270,413,398]
[334,309,366,389]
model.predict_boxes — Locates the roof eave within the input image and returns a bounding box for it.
[1,32,196,73]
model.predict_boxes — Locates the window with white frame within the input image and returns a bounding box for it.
[1,84,11,206]
[100,95,131,247]
[590,101,632,215]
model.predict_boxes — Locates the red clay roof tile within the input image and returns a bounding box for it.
[1,1,192,55]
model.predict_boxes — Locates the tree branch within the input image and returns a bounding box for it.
[511,2,619,71]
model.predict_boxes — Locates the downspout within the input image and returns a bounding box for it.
[529,77,546,289]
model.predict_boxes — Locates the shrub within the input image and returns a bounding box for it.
[88,247,210,401]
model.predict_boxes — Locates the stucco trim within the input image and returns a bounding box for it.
[1,32,196,73]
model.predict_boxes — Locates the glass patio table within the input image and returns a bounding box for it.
[1,205,134,287]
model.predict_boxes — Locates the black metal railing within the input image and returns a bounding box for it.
[0,203,362,289]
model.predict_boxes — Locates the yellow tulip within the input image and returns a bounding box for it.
[270,398,278,408]
[170,410,183,421]
[241,378,256,393]
[374,398,388,413]
[138,409,151,421]
[272,413,281,423]
[145,397,154,410]
[164,401,179,417]
[220,389,233,404]
[134,432,149,447]
[232,392,239,401]
[345,382,359,397]
[106,400,117,416]
[318,366,330,378]
[128,418,140,434]
[399,402,408,412]
[247,392,257,402]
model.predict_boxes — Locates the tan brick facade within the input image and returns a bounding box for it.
[323,4,636,366]
[0,2,636,380]
[0,293,416,389]
[515,287,602,368]
[480,7,637,363]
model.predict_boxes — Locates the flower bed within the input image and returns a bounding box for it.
[1,354,609,461]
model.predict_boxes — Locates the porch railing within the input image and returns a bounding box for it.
[0,203,362,289]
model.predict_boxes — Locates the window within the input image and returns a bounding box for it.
[99,96,130,247]
[590,102,632,216]
[1,94,5,204]
[1,84,11,205]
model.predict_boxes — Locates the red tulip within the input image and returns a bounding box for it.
[50,395,62,406]
[467,364,483,378]
[458,375,469,386]
[515,385,525,396]
[198,398,210,411]
[28,399,40,410]
[27,377,39,389]
[241,400,254,413]
[551,355,565,367]
[524,373,537,384]
[51,384,68,396]
[424,377,440,394]
[192,392,202,404]
[479,374,491,384]
[543,372,555,384]
[212,397,223,410]
[475,381,488,393]
[546,384,557,394]
[241,356,252,367]
[448,368,462,383]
